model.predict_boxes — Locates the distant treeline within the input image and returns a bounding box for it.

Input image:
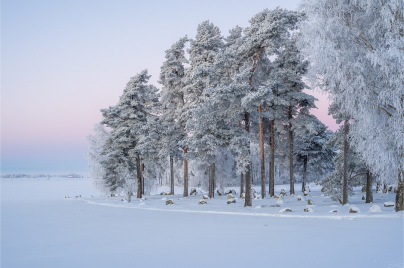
[1,174,84,178]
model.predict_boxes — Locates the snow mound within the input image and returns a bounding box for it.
[384,202,394,207]
[161,197,167,200]
[202,195,209,199]
[349,206,360,213]
[369,205,382,212]
[198,199,207,205]
[304,206,314,212]
[279,208,292,213]
[297,195,303,201]
[254,193,262,200]
[227,199,236,204]
[227,194,235,199]
[255,206,261,209]
[276,196,284,204]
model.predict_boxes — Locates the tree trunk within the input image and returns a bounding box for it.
[395,171,404,212]
[302,156,307,192]
[269,119,275,197]
[240,169,244,198]
[211,163,215,198]
[366,171,373,203]
[136,156,142,198]
[183,148,188,197]
[141,163,145,195]
[127,190,132,203]
[383,181,388,193]
[342,119,349,205]
[209,165,212,198]
[170,155,174,195]
[244,112,252,207]
[288,106,294,195]
[258,106,265,198]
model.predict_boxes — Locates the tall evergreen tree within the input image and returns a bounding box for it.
[158,37,189,195]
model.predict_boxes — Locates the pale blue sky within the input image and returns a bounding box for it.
[1,0,334,174]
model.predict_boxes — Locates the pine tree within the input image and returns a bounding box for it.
[158,36,189,195]
[100,70,159,200]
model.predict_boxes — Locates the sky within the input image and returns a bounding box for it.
[1,0,337,174]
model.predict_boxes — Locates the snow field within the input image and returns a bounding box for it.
[1,178,403,268]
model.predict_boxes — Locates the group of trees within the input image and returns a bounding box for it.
[87,2,403,211]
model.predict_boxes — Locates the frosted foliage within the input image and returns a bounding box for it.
[298,0,404,181]
[320,125,367,202]
[86,123,110,194]
[158,37,188,160]
[100,70,159,193]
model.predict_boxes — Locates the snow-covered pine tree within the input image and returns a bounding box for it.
[267,36,315,195]
[320,124,368,204]
[298,0,404,210]
[101,70,159,200]
[182,21,224,197]
[292,108,334,193]
[86,123,110,195]
[238,8,304,199]
[158,36,189,195]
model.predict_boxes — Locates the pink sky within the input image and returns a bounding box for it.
[1,0,338,173]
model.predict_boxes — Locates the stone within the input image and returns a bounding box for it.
[121,198,126,202]
[111,193,116,197]
[254,194,262,200]
[297,195,303,201]
[75,195,81,198]
[376,185,383,193]
[304,207,314,212]
[166,199,174,205]
[280,189,287,196]
[227,199,236,204]
[274,194,279,199]
[164,192,171,195]
[362,196,365,200]
[64,195,69,199]
[361,185,367,192]
[307,199,315,205]
[303,191,309,196]
[279,208,292,212]
[384,202,395,207]
[349,207,360,213]
[160,192,165,195]
[216,190,222,196]
[202,195,209,199]
[227,194,234,199]
[190,188,197,195]
[198,199,207,205]
[330,209,338,213]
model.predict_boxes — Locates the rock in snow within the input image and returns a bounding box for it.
[166,199,174,205]
[384,202,395,207]
[369,205,382,212]
[227,194,235,199]
[304,206,314,212]
[202,195,209,199]
[190,188,197,195]
[307,199,315,205]
[297,195,303,201]
[349,207,360,213]
[227,199,236,204]
[279,208,292,213]
[198,199,207,205]
[329,210,338,213]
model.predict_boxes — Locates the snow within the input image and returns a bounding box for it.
[2,178,403,268]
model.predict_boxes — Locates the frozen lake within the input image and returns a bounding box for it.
[1,178,403,268]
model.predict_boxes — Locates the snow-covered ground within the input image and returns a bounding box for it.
[2,178,403,268]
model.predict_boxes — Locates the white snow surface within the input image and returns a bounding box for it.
[2,178,403,268]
